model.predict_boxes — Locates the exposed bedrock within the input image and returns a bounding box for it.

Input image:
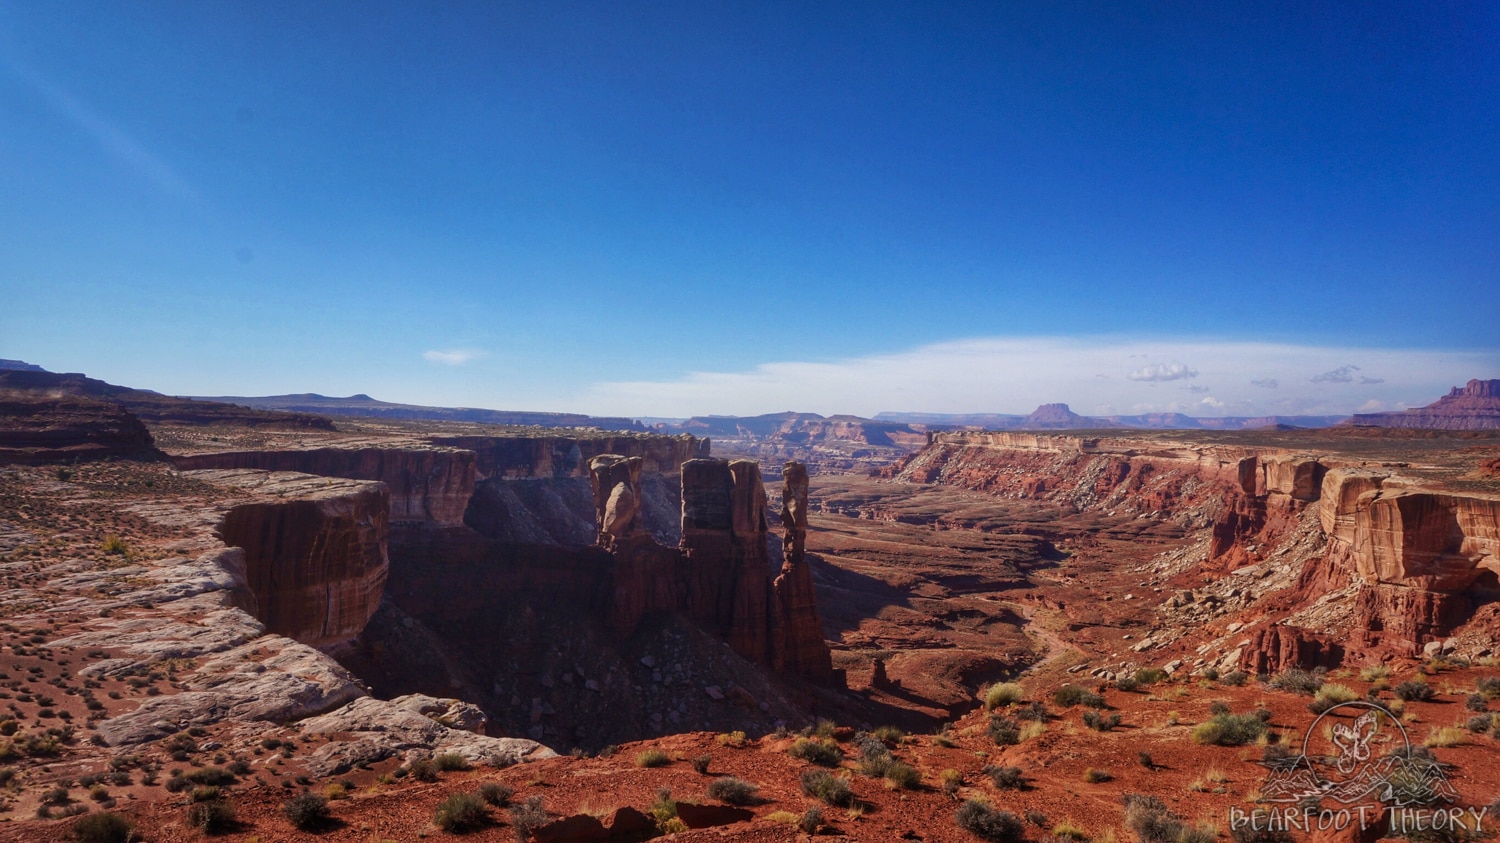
[0,392,158,464]
[772,461,836,680]
[209,471,391,649]
[429,432,706,480]
[175,447,476,525]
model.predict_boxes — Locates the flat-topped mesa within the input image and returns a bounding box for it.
[174,447,476,526]
[589,454,644,548]
[202,470,391,649]
[773,461,835,680]
[1351,378,1500,430]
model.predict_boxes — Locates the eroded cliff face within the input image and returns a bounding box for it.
[0,393,158,464]
[430,433,706,480]
[772,462,836,680]
[205,471,391,649]
[893,431,1500,669]
[175,447,476,525]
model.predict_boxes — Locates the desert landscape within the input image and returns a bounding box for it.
[1,364,1498,842]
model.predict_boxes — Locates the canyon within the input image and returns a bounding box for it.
[0,374,1497,842]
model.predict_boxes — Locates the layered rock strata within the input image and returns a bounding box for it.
[1351,379,1500,430]
[772,461,836,680]
[0,392,158,464]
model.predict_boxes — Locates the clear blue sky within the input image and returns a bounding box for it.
[2,2,1496,416]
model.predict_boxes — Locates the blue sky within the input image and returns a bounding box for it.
[2,1,1496,417]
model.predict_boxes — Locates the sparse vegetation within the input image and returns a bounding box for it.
[478,782,512,807]
[1083,767,1112,783]
[956,798,1024,842]
[1083,710,1122,732]
[73,812,134,843]
[282,792,330,831]
[1477,677,1500,699]
[1124,793,1209,843]
[885,761,920,790]
[1360,666,1391,682]
[635,749,671,768]
[715,730,747,747]
[800,806,824,834]
[789,736,843,766]
[1192,711,1268,746]
[984,683,1025,710]
[988,715,1020,746]
[1053,685,1106,708]
[433,751,470,771]
[801,768,855,807]
[941,768,963,794]
[706,776,760,806]
[187,798,236,834]
[1395,681,1436,702]
[1055,821,1091,841]
[1423,726,1466,748]
[691,753,711,774]
[1220,671,1249,686]
[510,796,549,843]
[1269,669,1323,695]
[984,765,1024,790]
[1309,682,1360,714]
[434,792,489,833]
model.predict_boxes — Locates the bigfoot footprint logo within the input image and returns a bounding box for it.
[1261,701,1457,808]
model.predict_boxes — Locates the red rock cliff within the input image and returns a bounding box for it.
[430,433,707,480]
[0,393,158,464]
[1351,379,1500,430]
[772,462,835,680]
[207,471,391,649]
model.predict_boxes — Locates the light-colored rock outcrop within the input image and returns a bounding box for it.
[298,696,554,776]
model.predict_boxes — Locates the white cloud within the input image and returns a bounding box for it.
[1127,362,1199,382]
[1312,364,1360,384]
[422,349,486,366]
[569,337,1497,418]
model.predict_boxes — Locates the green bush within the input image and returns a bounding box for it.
[956,799,1024,842]
[872,724,907,743]
[1083,710,1121,732]
[1135,668,1168,685]
[707,775,760,805]
[1309,683,1360,714]
[73,812,133,843]
[433,752,470,771]
[282,793,329,830]
[408,757,439,782]
[988,715,1020,746]
[1395,681,1435,702]
[1192,712,1268,746]
[788,737,843,767]
[434,792,489,833]
[856,737,892,777]
[800,769,854,807]
[184,766,236,786]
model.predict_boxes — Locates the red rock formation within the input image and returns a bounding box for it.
[213,473,391,649]
[430,433,706,480]
[589,454,643,547]
[772,461,835,680]
[174,447,476,525]
[0,392,157,464]
[678,458,772,666]
[1237,624,1343,674]
[1351,379,1500,429]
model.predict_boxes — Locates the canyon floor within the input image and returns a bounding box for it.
[1,411,1498,842]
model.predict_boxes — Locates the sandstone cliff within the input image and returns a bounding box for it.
[1351,378,1500,430]
[431,433,706,480]
[0,392,158,464]
[772,461,836,680]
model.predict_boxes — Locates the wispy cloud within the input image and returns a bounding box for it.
[1311,364,1360,384]
[422,349,487,366]
[571,337,1497,418]
[1127,362,1198,382]
[1250,378,1279,389]
[0,52,196,200]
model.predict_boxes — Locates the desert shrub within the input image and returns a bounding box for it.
[788,737,842,766]
[941,768,963,794]
[799,806,823,834]
[715,730,747,747]
[872,724,907,744]
[510,796,548,843]
[706,776,760,806]
[956,799,1024,842]
[191,786,222,803]
[408,757,439,782]
[885,762,920,790]
[1466,715,1493,733]
[691,753,711,774]
[1019,721,1047,741]
[856,736,893,777]
[1229,811,1295,843]
[635,749,671,768]
[1424,727,1466,748]
[1220,671,1249,687]
[434,792,488,833]
[187,798,236,834]
[1135,668,1168,685]
[1465,694,1488,712]
[1395,681,1436,702]
[811,718,837,738]
[1138,751,1155,769]
[766,810,799,826]
[1270,669,1323,695]
[1209,700,1231,716]
[101,535,130,556]
[1027,809,1050,827]
[433,752,469,772]
[1115,676,1140,692]
[985,683,1025,710]
[1202,667,1220,681]
[1014,700,1050,721]
[1309,683,1360,714]
[1054,821,1091,841]
[1125,794,1181,843]
[282,793,329,830]
[1192,712,1268,746]
[1083,710,1122,732]
[800,768,854,807]
[988,715,1020,746]
[1360,665,1391,682]
[1053,685,1106,708]
[73,812,133,843]
[1477,677,1500,699]
[984,765,1024,790]
[1083,768,1111,783]
[477,782,512,806]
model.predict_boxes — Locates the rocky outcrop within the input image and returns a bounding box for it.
[207,471,391,649]
[430,433,706,480]
[772,462,836,680]
[1351,379,1500,430]
[679,458,773,666]
[590,454,644,547]
[1238,624,1343,675]
[0,392,158,464]
[174,447,476,525]
[298,696,554,775]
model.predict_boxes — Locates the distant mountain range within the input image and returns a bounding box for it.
[192,393,646,432]
[875,403,1351,430]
